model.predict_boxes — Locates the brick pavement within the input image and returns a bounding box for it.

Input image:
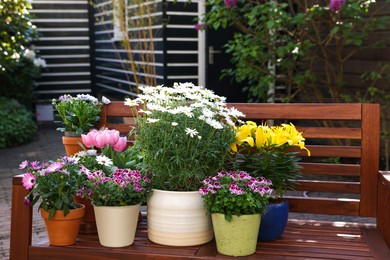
[0,123,376,260]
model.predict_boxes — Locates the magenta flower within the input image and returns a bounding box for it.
[329,0,345,12]
[22,173,36,190]
[19,160,28,169]
[224,0,238,9]
[194,23,203,31]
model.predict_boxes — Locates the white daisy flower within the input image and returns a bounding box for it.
[185,128,199,138]
[96,155,113,166]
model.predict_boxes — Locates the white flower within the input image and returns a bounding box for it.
[23,49,36,60]
[76,151,87,157]
[87,149,97,156]
[205,118,224,129]
[33,57,46,68]
[147,118,160,123]
[102,96,111,104]
[124,98,140,107]
[185,128,199,138]
[171,122,178,126]
[96,155,113,166]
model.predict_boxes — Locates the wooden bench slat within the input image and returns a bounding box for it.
[299,127,361,139]
[300,162,361,176]
[292,145,361,157]
[228,103,363,120]
[294,180,360,194]
[287,197,359,215]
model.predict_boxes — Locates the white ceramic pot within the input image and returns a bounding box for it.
[94,203,141,247]
[147,189,213,246]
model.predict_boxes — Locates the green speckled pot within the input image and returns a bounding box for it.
[212,213,261,256]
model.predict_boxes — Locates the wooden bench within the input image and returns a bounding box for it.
[10,102,390,259]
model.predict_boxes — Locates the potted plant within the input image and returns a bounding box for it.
[52,94,111,156]
[199,170,273,256]
[80,167,151,247]
[74,127,134,233]
[124,82,244,246]
[232,121,310,241]
[20,157,85,246]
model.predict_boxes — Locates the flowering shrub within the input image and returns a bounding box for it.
[125,82,244,191]
[81,168,151,206]
[52,94,111,135]
[20,157,81,219]
[232,121,310,198]
[0,0,47,106]
[199,171,273,221]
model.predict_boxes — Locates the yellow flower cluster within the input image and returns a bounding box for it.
[232,121,310,156]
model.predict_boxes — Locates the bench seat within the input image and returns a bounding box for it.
[10,102,390,259]
[24,218,389,260]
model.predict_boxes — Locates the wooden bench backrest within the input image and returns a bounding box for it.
[99,102,380,217]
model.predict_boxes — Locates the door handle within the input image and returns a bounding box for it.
[208,46,222,65]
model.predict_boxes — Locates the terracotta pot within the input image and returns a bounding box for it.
[74,196,97,234]
[212,213,261,256]
[147,189,213,246]
[62,135,83,156]
[40,204,85,246]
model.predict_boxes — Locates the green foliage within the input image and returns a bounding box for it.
[52,94,106,135]
[199,171,273,221]
[202,0,390,103]
[82,168,151,207]
[0,0,46,106]
[234,151,302,198]
[0,97,37,148]
[21,158,81,219]
[125,83,243,191]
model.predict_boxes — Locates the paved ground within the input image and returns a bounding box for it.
[0,123,63,260]
[0,123,376,260]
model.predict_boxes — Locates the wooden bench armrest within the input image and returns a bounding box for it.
[378,171,390,248]
[10,174,32,260]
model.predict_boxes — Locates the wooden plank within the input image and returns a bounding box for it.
[362,228,390,259]
[228,103,363,120]
[300,162,361,176]
[27,219,386,259]
[287,197,360,215]
[299,127,361,139]
[295,180,360,194]
[359,104,380,217]
[378,171,390,248]
[10,175,32,260]
[293,145,361,158]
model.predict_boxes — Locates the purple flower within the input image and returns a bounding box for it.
[329,0,345,12]
[30,161,42,170]
[194,23,203,31]
[229,183,244,195]
[23,196,31,206]
[199,186,209,195]
[224,0,238,8]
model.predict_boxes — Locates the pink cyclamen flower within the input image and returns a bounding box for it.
[329,0,345,12]
[22,173,36,190]
[224,0,238,8]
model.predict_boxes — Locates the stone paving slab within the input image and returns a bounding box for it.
[0,123,376,260]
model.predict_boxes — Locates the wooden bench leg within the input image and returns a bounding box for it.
[378,171,390,248]
[10,175,32,260]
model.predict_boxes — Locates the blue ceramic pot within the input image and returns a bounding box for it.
[258,200,289,241]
